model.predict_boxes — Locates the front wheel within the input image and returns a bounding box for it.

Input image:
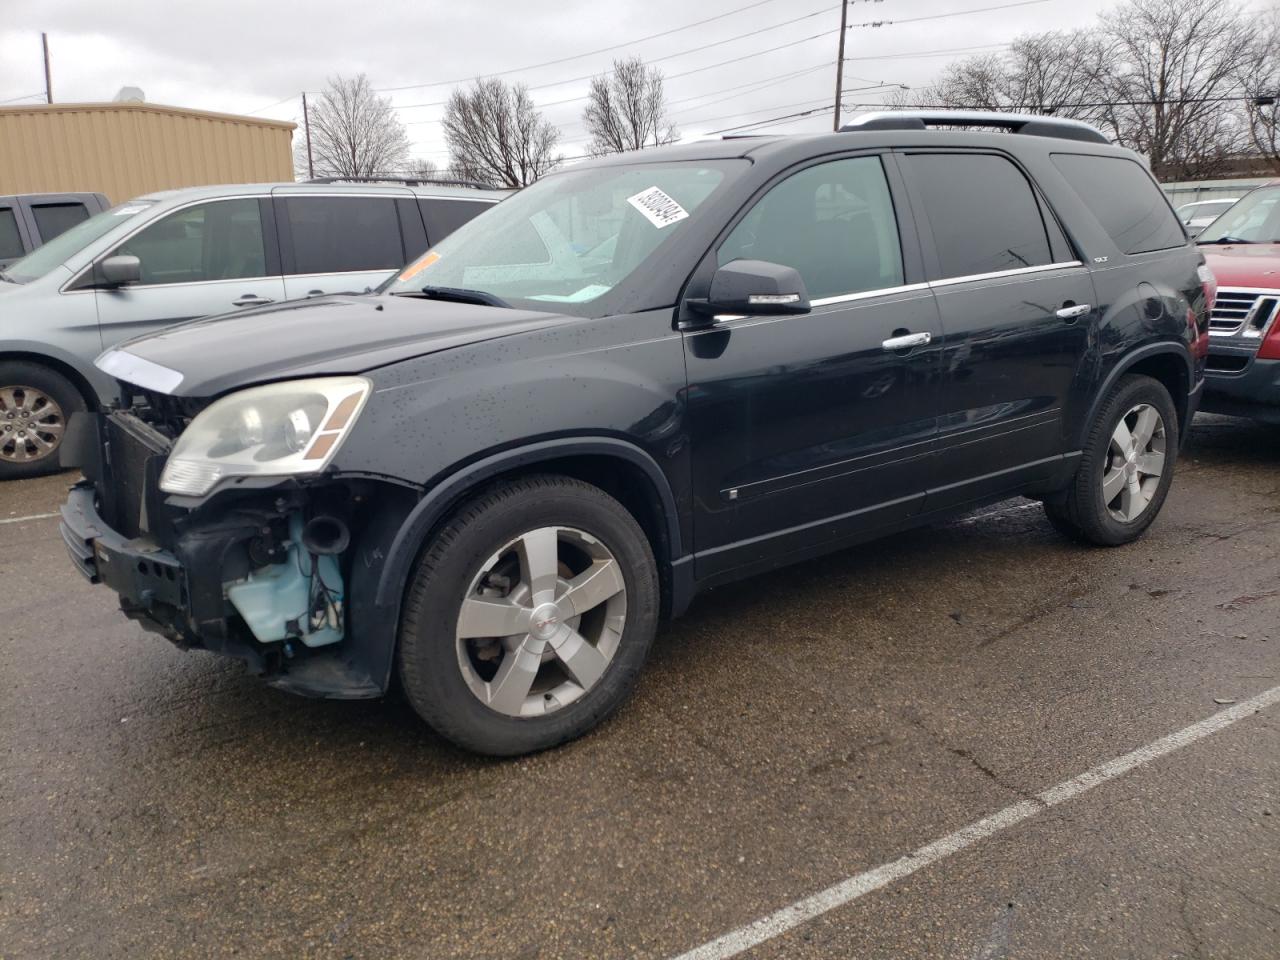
[0,361,86,481]
[397,475,658,756]
[1045,374,1179,546]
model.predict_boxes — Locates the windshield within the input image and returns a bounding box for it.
[5,200,155,283]
[1197,187,1280,244]
[382,161,740,315]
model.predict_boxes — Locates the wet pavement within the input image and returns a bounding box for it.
[2,414,1277,959]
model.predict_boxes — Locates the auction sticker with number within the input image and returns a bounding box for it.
[627,186,689,229]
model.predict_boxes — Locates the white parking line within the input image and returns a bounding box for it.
[0,511,60,525]
[671,684,1280,960]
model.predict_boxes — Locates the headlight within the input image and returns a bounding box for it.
[160,377,371,496]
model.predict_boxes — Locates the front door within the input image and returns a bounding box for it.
[684,154,942,582]
[93,197,284,350]
[898,150,1096,510]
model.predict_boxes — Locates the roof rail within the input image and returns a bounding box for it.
[305,175,502,190]
[840,111,1109,145]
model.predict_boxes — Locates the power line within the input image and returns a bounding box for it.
[851,0,1052,28]
[707,104,836,135]
[378,0,832,94]
[245,93,299,116]
[400,29,868,122]
[844,43,1011,61]
[407,62,845,129]
[0,91,45,105]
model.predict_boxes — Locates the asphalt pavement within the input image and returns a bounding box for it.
[2,414,1277,959]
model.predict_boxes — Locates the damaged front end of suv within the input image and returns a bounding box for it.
[61,372,417,698]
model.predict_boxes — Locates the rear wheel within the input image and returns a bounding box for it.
[397,475,658,756]
[0,362,85,481]
[1045,374,1179,546]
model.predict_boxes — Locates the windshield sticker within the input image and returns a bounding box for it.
[627,186,689,229]
[399,251,440,282]
[528,284,612,303]
[114,205,149,216]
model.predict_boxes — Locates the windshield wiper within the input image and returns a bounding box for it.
[1197,235,1254,245]
[0,269,15,283]
[391,285,511,308]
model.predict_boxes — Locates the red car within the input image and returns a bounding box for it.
[1197,181,1280,422]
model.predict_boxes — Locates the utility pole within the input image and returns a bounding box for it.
[832,2,848,131]
[41,33,52,104]
[302,91,314,180]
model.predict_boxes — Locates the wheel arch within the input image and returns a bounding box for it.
[0,349,102,412]
[1078,342,1193,448]
[374,437,691,622]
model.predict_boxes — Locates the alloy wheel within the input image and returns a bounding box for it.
[1102,402,1166,523]
[455,525,627,718]
[0,385,66,464]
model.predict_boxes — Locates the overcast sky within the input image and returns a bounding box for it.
[0,0,1172,167]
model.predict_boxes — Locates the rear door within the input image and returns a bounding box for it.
[92,196,285,345]
[0,201,32,267]
[898,150,1096,510]
[274,192,410,298]
[684,153,941,581]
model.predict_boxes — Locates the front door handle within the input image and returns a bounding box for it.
[1056,303,1091,321]
[881,331,932,351]
[232,294,275,307]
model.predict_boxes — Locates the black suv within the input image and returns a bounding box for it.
[61,112,1209,756]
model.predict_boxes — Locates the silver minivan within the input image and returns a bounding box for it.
[0,181,504,478]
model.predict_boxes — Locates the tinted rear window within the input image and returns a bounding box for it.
[284,196,405,274]
[904,153,1054,279]
[420,198,494,245]
[31,202,90,242]
[1051,153,1185,254]
[0,208,23,260]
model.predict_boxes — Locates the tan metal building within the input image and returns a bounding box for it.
[0,101,296,203]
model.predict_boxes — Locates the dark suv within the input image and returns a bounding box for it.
[60,112,1209,756]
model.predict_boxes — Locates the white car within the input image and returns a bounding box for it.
[1175,198,1239,237]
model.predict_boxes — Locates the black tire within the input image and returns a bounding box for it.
[397,474,659,756]
[1045,374,1179,546]
[0,361,86,481]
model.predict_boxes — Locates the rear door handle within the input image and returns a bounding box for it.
[881,331,932,351]
[232,294,275,307]
[1056,303,1091,321]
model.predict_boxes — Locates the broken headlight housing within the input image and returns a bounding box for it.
[159,377,371,496]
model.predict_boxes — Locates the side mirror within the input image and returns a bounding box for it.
[687,259,810,321]
[99,254,141,287]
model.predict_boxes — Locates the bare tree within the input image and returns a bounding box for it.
[404,158,440,180]
[1098,0,1253,179]
[890,0,1259,180]
[583,57,678,156]
[901,30,1112,125]
[1237,10,1280,172]
[295,74,411,179]
[443,78,561,187]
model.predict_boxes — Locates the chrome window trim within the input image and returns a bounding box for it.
[928,261,1084,288]
[810,282,930,307]
[697,264,1085,328]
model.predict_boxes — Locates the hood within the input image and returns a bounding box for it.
[1202,243,1280,289]
[99,293,574,397]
